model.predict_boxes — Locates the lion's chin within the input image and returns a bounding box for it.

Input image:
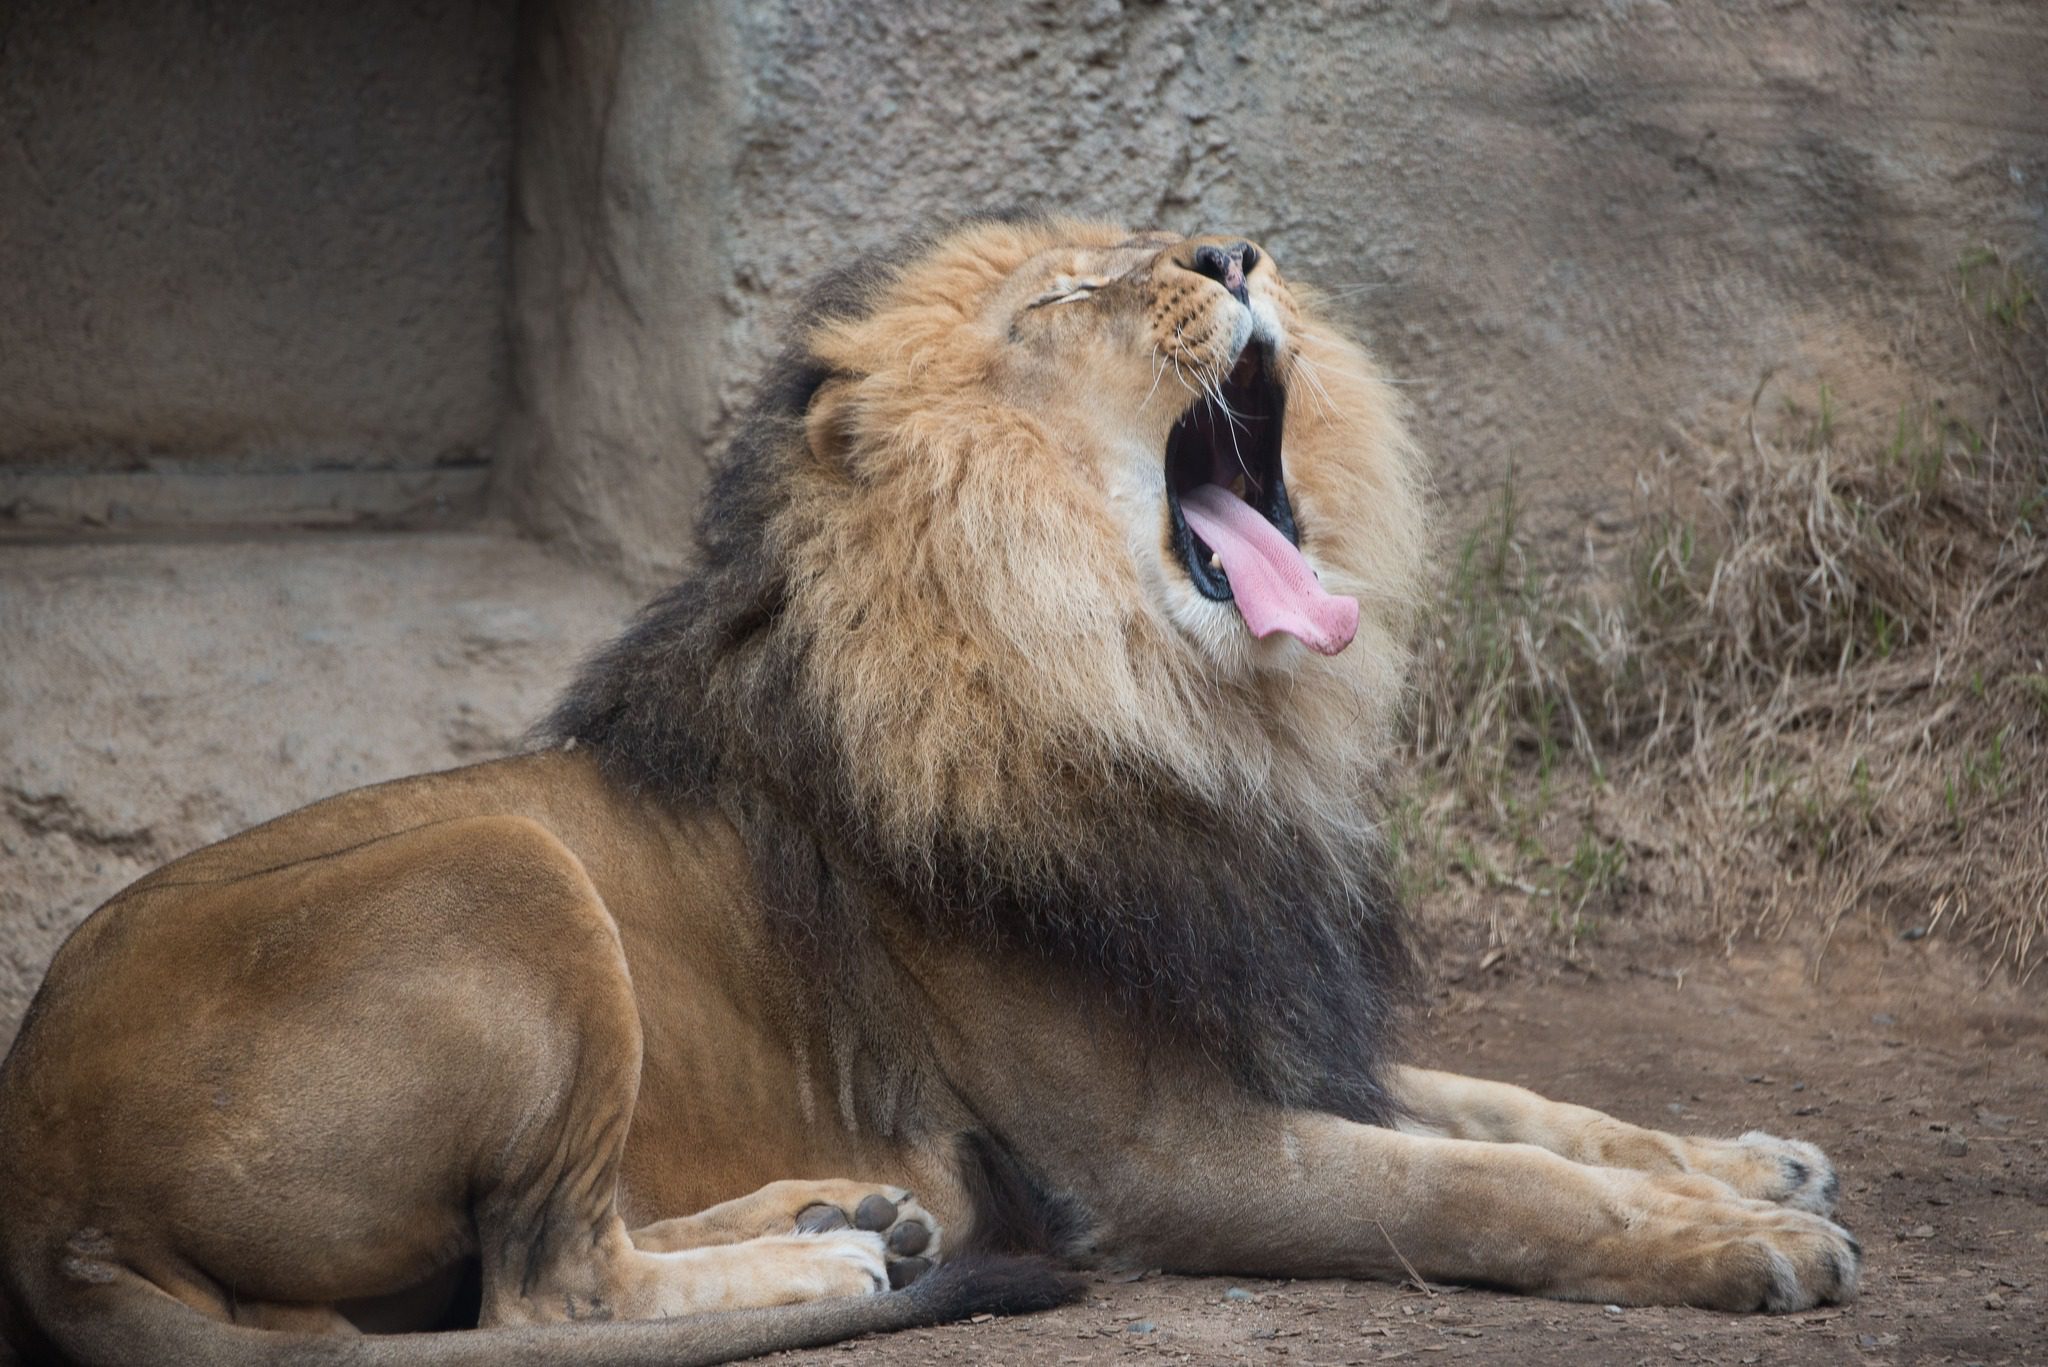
[1163,347,1359,656]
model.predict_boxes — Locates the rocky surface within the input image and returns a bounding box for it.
[0,530,636,1046]
[507,0,2048,579]
[0,2,517,477]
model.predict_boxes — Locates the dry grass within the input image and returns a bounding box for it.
[1399,251,2048,982]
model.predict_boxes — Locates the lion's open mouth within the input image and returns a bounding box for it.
[1164,346,1359,655]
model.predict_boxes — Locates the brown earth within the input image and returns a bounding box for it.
[778,934,2047,1367]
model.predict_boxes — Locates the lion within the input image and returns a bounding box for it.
[0,219,1858,1366]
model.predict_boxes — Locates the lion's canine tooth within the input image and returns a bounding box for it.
[1208,553,1223,572]
[1230,474,1248,499]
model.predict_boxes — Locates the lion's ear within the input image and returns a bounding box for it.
[804,379,858,470]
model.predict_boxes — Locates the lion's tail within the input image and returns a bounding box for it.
[15,1256,1081,1367]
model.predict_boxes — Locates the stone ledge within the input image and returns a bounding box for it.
[0,467,492,538]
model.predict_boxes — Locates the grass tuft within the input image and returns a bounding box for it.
[1403,253,2048,981]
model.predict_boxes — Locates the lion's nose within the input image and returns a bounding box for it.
[1187,241,1258,303]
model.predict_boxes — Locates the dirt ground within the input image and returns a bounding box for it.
[779,935,2046,1367]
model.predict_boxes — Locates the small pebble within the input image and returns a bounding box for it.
[1224,1287,1256,1302]
[1940,1135,1969,1157]
[1985,1293,2005,1310]
[1127,1320,1156,1334]
[1604,1304,1623,1315]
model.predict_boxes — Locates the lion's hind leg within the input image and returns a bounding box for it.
[403,820,897,1325]
[632,1180,941,1287]
[1392,1067,1839,1215]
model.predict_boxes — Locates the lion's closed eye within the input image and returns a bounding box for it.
[1028,280,1105,309]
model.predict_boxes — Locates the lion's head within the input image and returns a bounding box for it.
[551,218,1426,1122]
[779,220,1423,846]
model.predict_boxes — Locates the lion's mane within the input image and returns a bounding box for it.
[546,221,1423,1127]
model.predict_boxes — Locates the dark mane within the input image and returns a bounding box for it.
[542,230,1415,1127]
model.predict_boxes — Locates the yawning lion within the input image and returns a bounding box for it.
[0,219,1858,1366]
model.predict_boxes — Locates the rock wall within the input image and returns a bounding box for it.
[507,0,2047,581]
[5,0,2040,545]
[0,537,635,1046]
[0,1,517,475]
[497,1,742,578]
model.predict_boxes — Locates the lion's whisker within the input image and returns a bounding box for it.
[1142,353,1170,411]
[1290,353,1344,425]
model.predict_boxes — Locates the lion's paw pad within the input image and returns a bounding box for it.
[793,1187,938,1287]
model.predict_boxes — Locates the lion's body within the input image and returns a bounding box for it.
[5,754,821,1240]
[0,221,1859,1367]
[0,747,1388,1348]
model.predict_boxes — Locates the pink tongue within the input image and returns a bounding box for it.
[1180,484,1359,655]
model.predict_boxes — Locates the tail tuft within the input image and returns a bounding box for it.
[902,1253,1086,1321]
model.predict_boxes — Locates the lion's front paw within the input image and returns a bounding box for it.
[735,1229,890,1305]
[793,1185,939,1288]
[793,1228,892,1297]
[1695,1207,1861,1312]
[1685,1132,1839,1216]
[1616,1177,1861,1313]
[1735,1132,1839,1215]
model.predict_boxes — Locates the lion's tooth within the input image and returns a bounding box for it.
[1230,474,1248,499]
[1207,553,1223,572]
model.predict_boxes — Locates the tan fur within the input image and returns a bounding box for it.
[0,222,1855,1366]
[788,222,1423,869]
